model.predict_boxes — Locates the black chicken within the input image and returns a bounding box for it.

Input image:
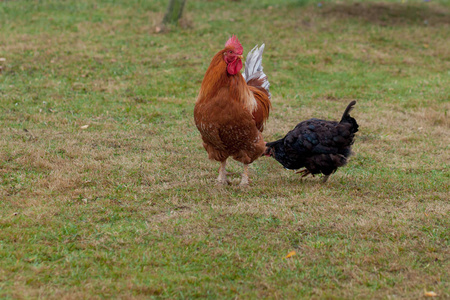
[264,101,359,182]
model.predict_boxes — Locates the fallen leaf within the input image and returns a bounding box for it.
[424,291,437,297]
[285,251,296,258]
[0,58,6,62]
[155,26,162,33]
[80,125,89,129]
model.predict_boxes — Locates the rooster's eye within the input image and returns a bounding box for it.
[229,50,233,54]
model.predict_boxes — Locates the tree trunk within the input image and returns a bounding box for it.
[162,0,187,25]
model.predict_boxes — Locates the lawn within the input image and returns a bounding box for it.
[0,0,449,298]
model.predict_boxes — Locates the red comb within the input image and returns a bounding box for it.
[225,35,243,55]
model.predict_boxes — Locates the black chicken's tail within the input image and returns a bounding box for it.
[340,101,359,133]
[340,101,356,122]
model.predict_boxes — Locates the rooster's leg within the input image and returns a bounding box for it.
[239,164,249,187]
[217,160,230,185]
[322,175,330,183]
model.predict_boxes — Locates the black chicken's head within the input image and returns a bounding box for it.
[264,145,274,157]
[264,139,298,170]
[264,140,283,158]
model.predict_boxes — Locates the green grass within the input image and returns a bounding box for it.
[1,0,449,298]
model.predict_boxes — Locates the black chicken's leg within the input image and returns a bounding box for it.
[322,174,330,183]
[296,169,314,178]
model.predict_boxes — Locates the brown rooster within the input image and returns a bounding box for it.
[194,36,271,186]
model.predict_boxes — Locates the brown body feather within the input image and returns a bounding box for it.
[194,48,271,165]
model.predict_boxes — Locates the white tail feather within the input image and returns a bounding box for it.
[243,44,271,99]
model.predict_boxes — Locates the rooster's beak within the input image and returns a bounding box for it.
[238,55,243,60]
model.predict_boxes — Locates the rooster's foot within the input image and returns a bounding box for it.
[216,178,231,185]
[216,172,231,185]
[239,177,249,187]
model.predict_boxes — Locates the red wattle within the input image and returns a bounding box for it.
[227,59,242,75]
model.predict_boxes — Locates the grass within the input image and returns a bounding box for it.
[0,0,449,298]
